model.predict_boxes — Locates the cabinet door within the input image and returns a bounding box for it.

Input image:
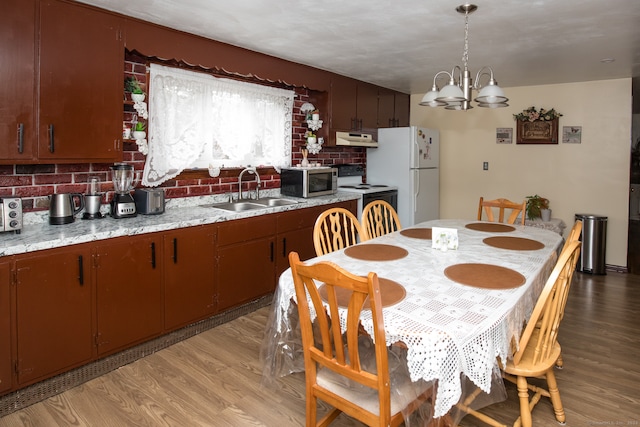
[95,236,163,356]
[0,0,36,162]
[15,246,93,386]
[164,226,216,330]
[395,92,410,127]
[217,215,277,311]
[38,0,123,162]
[378,88,396,128]
[0,262,11,394]
[357,82,379,130]
[330,76,358,131]
[276,206,325,277]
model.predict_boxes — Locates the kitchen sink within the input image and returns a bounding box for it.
[254,197,301,207]
[205,197,302,212]
[208,201,268,211]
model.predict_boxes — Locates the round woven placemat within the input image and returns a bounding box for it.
[400,228,432,239]
[344,244,408,261]
[319,278,406,308]
[465,222,516,233]
[483,236,544,251]
[444,263,526,289]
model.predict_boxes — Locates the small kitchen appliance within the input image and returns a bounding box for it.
[134,188,165,215]
[83,176,103,220]
[110,163,138,219]
[0,197,23,234]
[49,193,84,225]
[280,166,337,198]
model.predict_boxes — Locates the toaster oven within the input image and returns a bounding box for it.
[0,197,23,234]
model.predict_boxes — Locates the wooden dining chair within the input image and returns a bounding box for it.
[288,251,431,427]
[477,197,526,225]
[361,200,401,240]
[313,207,366,256]
[458,240,582,427]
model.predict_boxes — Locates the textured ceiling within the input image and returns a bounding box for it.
[77,0,640,94]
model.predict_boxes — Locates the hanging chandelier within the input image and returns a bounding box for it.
[420,4,508,111]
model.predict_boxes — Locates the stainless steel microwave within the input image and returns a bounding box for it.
[280,167,337,198]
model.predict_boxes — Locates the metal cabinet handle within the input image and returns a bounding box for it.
[17,123,24,154]
[151,242,156,268]
[78,255,84,286]
[48,124,55,153]
[270,242,274,262]
[282,238,287,257]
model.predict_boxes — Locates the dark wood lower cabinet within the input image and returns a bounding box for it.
[0,262,11,394]
[95,235,163,356]
[163,225,216,330]
[15,245,93,386]
[1,200,358,395]
[217,215,277,311]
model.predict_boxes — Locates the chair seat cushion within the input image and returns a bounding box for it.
[317,367,429,417]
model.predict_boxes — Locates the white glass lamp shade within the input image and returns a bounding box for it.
[477,101,509,109]
[474,84,508,104]
[435,83,466,103]
[420,90,447,107]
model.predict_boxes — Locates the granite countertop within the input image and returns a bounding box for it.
[1,191,360,257]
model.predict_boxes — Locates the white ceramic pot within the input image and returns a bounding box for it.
[541,209,552,222]
[132,131,146,140]
[131,93,145,102]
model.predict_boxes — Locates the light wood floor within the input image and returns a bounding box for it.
[1,271,639,426]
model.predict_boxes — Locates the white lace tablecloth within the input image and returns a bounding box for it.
[262,219,563,418]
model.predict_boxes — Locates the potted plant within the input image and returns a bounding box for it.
[526,194,550,221]
[125,76,145,102]
[132,121,146,140]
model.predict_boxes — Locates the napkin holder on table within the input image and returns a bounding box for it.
[432,227,458,251]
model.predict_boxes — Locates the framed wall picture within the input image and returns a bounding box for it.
[516,118,559,144]
[563,126,582,143]
[496,128,513,144]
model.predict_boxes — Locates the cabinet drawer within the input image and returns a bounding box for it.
[217,214,277,246]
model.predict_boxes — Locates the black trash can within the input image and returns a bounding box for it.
[574,214,607,274]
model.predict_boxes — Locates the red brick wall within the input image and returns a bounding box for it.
[0,60,365,212]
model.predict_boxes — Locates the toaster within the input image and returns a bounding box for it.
[133,188,165,215]
[0,197,23,234]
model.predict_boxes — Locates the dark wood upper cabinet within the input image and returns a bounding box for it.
[0,0,37,162]
[378,88,410,128]
[37,0,124,162]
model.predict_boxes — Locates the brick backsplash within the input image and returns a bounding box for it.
[0,59,365,212]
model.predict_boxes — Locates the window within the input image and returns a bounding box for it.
[142,63,294,186]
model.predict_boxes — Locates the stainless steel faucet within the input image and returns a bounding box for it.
[238,167,261,200]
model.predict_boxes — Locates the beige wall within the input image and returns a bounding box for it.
[410,79,632,268]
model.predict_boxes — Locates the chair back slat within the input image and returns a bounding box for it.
[514,241,581,366]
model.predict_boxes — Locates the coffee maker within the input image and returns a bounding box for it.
[110,163,139,218]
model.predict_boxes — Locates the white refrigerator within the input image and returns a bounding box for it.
[367,126,439,227]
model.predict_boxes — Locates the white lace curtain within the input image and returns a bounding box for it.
[143,63,294,186]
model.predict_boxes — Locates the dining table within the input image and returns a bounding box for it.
[260,219,564,423]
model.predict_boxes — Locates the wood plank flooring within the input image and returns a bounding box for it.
[0,271,639,426]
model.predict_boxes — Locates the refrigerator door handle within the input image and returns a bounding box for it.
[412,139,420,169]
[414,169,420,214]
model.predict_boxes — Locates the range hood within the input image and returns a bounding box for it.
[335,131,378,148]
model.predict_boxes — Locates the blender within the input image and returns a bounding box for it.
[110,163,139,218]
[83,176,103,220]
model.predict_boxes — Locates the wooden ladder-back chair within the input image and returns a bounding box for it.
[361,200,402,240]
[478,197,526,225]
[458,241,582,427]
[313,208,365,257]
[289,252,431,427]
